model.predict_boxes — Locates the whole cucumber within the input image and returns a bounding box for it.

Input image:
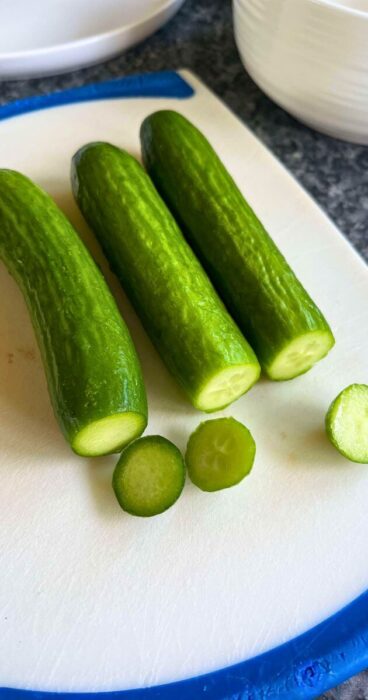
[141,110,335,380]
[72,143,260,412]
[0,170,147,456]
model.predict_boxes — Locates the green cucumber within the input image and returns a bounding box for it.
[141,110,335,381]
[325,384,368,463]
[72,143,260,412]
[112,435,185,516]
[0,170,147,456]
[186,417,256,491]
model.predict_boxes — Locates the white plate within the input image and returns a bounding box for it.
[0,0,184,80]
[0,71,367,694]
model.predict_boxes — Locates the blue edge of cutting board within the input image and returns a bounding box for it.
[0,70,367,700]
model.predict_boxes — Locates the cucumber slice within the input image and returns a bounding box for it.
[141,111,335,381]
[0,170,147,457]
[72,143,260,413]
[185,417,256,491]
[325,384,368,464]
[112,436,185,517]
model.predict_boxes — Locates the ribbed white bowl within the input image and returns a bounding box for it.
[234,0,368,143]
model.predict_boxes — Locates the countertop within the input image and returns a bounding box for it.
[0,0,367,697]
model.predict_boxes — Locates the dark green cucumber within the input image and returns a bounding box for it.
[186,417,256,492]
[325,384,368,464]
[72,143,260,412]
[141,111,335,381]
[0,170,147,456]
[113,435,185,516]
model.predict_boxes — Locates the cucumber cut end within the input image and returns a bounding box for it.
[195,363,260,412]
[112,435,185,517]
[73,412,146,457]
[326,384,368,464]
[186,417,256,492]
[267,330,335,381]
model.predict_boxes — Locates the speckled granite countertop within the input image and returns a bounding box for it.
[0,0,367,697]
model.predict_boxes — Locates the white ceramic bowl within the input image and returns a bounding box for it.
[234,0,368,143]
[0,0,185,80]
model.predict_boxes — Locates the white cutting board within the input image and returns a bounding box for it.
[0,71,367,693]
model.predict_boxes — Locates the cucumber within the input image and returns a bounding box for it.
[141,110,335,381]
[72,143,260,412]
[112,435,185,516]
[0,170,147,456]
[185,417,256,491]
[325,384,368,464]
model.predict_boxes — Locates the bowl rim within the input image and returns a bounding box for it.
[233,0,368,20]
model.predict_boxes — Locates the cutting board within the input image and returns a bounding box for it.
[0,71,367,700]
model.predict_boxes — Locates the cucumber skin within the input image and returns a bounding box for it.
[0,170,147,454]
[71,143,260,411]
[140,110,335,377]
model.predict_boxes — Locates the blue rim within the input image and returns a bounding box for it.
[0,70,367,699]
[0,71,194,121]
[1,590,368,699]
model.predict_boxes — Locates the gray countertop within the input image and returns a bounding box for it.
[1,0,367,697]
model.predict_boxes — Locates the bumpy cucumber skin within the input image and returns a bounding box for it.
[72,143,260,411]
[112,435,185,517]
[0,170,147,455]
[325,384,368,464]
[140,111,335,379]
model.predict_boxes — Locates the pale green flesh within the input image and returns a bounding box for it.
[267,330,334,380]
[186,417,256,492]
[326,384,368,464]
[195,363,260,412]
[113,436,185,517]
[73,412,146,457]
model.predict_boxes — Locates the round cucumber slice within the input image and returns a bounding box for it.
[72,412,147,457]
[325,384,368,464]
[267,330,334,381]
[112,436,185,517]
[185,417,256,492]
[195,363,260,412]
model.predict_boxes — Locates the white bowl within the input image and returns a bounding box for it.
[0,0,185,80]
[233,0,368,143]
